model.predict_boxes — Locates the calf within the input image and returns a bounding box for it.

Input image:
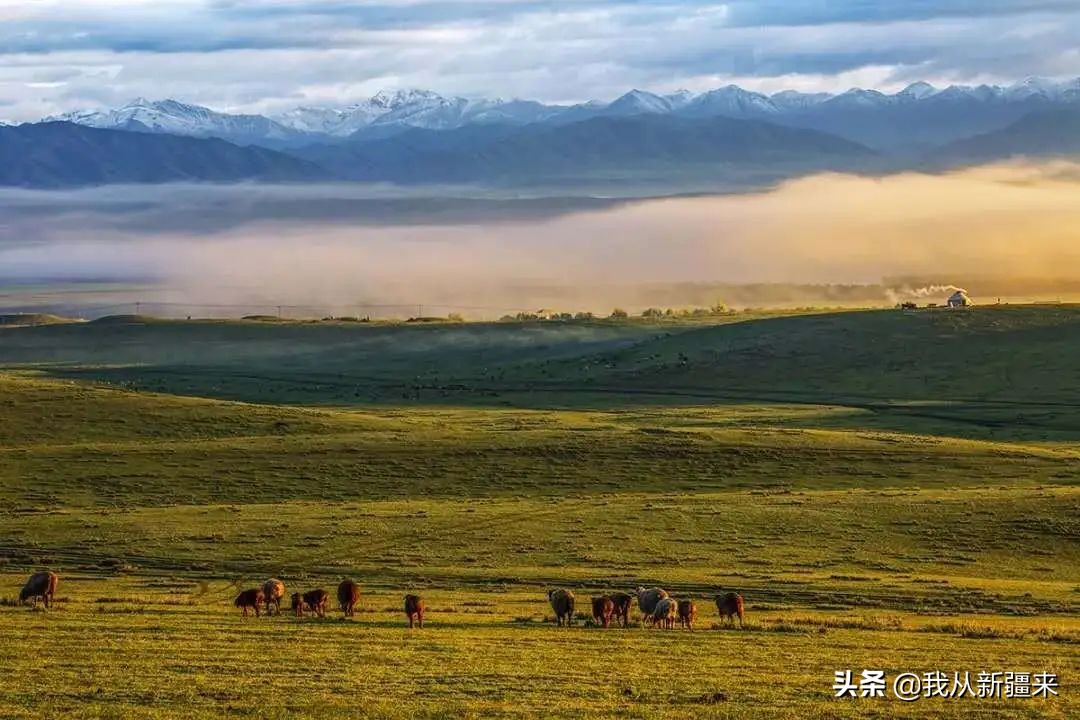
[292,589,329,618]
[235,588,265,617]
[591,596,615,628]
[677,599,697,630]
[609,592,633,628]
[651,597,677,629]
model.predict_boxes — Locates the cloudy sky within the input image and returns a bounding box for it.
[1,0,1078,121]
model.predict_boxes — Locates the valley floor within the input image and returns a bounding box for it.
[1,309,1077,717]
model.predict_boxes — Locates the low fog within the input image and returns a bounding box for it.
[2,161,1079,317]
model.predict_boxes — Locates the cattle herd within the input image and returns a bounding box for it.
[555,587,745,630]
[15,572,744,630]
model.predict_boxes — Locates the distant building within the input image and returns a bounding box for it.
[947,290,972,308]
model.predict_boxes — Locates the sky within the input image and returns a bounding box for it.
[0,1,1079,121]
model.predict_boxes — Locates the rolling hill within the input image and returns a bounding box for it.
[4,305,1080,440]
[0,121,330,187]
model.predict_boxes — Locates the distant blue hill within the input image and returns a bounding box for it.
[295,114,877,184]
[0,122,329,188]
[932,107,1080,165]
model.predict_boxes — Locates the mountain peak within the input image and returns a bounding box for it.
[899,81,937,99]
[371,89,445,107]
[609,89,671,114]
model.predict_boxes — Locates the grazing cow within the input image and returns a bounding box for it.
[651,597,677,629]
[715,592,745,627]
[609,592,633,628]
[19,571,58,609]
[338,580,360,617]
[677,599,697,630]
[634,586,669,620]
[292,589,329,618]
[235,588,265,617]
[547,588,575,627]
[262,579,286,616]
[404,594,426,628]
[591,596,615,628]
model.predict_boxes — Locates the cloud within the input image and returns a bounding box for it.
[2,161,1080,315]
[0,1,1078,121]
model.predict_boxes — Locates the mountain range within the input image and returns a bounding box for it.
[42,77,1080,151]
[294,114,876,184]
[0,78,1077,189]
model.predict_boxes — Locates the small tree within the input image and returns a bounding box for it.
[609,308,628,319]
[641,307,663,319]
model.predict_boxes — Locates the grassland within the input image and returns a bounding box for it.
[0,306,1077,718]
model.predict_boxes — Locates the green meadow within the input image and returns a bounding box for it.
[0,306,1076,718]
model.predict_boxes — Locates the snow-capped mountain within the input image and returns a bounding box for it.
[769,90,831,111]
[600,90,682,116]
[896,81,939,101]
[684,85,780,117]
[47,98,306,147]
[270,89,562,137]
[41,76,1080,152]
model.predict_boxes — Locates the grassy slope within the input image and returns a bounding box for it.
[0,308,1078,718]
[4,305,1080,440]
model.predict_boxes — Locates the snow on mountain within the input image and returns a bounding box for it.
[40,77,1080,150]
[823,88,894,109]
[663,89,695,110]
[769,89,832,110]
[48,98,301,145]
[1003,77,1060,101]
[896,82,938,101]
[1059,78,1080,102]
[684,85,779,117]
[271,90,560,136]
[606,89,677,115]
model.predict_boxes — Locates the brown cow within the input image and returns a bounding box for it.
[292,589,329,618]
[338,580,360,617]
[235,588,265,617]
[591,596,615,628]
[609,592,633,628]
[547,588,575,627]
[677,599,697,630]
[262,578,286,616]
[715,592,745,627]
[404,594,426,628]
[19,571,58,609]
